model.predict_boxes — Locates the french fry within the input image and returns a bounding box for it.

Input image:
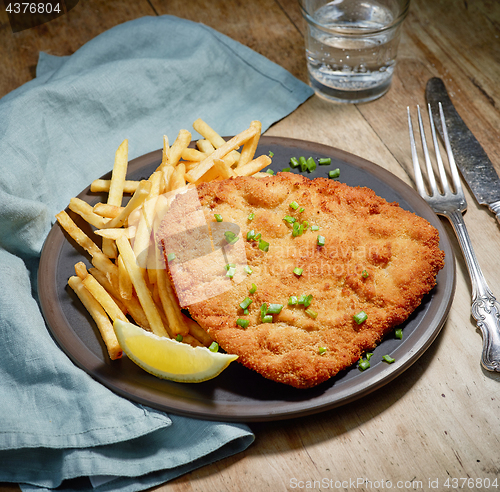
[94,226,136,240]
[82,274,129,324]
[182,314,213,347]
[193,118,239,165]
[185,125,258,183]
[89,267,150,330]
[196,138,215,154]
[169,162,187,191]
[117,255,133,300]
[68,276,122,360]
[68,198,109,229]
[169,130,192,166]
[181,148,207,162]
[103,139,129,258]
[93,203,124,219]
[74,261,89,280]
[116,235,169,337]
[161,165,174,194]
[104,180,152,229]
[157,267,189,337]
[91,179,139,194]
[237,120,262,168]
[213,158,237,179]
[132,172,162,271]
[160,135,169,167]
[234,154,272,176]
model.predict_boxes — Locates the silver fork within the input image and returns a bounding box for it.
[408,103,500,372]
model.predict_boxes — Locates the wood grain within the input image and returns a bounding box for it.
[1,1,500,491]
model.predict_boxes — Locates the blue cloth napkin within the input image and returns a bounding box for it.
[0,15,313,492]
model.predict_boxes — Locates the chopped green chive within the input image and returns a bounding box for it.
[267,303,283,314]
[224,263,236,270]
[353,311,368,324]
[249,283,257,294]
[303,294,313,307]
[319,157,332,165]
[302,220,309,231]
[310,225,319,231]
[244,265,253,275]
[297,294,307,304]
[167,253,176,262]
[214,214,223,222]
[288,296,298,305]
[225,264,236,279]
[248,212,255,221]
[266,169,275,175]
[283,215,296,224]
[236,318,250,329]
[305,308,318,319]
[382,355,395,363]
[289,201,299,210]
[306,156,316,172]
[243,308,249,315]
[317,235,325,247]
[282,167,291,172]
[209,342,219,352]
[298,207,305,213]
[290,157,300,168]
[258,239,269,252]
[293,267,303,276]
[175,334,183,342]
[318,347,327,355]
[362,269,369,278]
[366,352,373,360]
[224,231,239,244]
[395,328,403,339]
[262,315,273,323]
[299,156,308,172]
[358,358,371,371]
[246,230,255,240]
[292,222,304,237]
[329,168,340,179]
[260,303,268,320]
[268,151,274,157]
[254,232,261,240]
[239,297,253,310]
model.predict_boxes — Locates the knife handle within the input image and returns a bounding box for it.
[488,200,500,226]
[447,210,500,372]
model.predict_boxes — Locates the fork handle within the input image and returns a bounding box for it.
[488,200,500,226]
[447,210,500,372]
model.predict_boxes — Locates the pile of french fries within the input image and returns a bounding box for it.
[56,119,272,360]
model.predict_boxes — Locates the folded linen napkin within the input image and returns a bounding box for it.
[0,15,313,491]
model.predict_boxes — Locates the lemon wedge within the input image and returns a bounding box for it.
[113,319,238,382]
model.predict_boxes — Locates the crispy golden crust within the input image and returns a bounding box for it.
[161,173,445,388]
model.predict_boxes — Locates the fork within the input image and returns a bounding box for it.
[408,103,500,372]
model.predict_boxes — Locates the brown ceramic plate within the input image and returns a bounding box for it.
[38,136,455,422]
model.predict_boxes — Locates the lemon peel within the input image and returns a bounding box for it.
[113,319,238,383]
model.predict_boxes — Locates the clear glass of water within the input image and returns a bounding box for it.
[299,0,410,103]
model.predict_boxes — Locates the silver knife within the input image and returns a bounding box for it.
[425,77,500,223]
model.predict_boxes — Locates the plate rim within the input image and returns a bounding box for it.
[38,136,456,422]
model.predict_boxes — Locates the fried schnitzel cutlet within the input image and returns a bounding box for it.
[158,173,445,388]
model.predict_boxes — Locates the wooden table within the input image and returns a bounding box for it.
[1,1,500,490]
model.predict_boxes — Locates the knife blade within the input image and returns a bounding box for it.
[425,77,500,223]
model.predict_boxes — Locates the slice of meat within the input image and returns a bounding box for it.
[158,173,445,388]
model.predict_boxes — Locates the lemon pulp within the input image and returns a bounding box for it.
[113,319,238,382]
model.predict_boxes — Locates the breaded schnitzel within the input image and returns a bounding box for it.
[159,173,445,388]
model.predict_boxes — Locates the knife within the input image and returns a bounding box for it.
[425,77,500,224]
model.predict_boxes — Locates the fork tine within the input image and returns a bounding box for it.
[438,102,464,195]
[416,105,439,196]
[407,107,427,197]
[427,103,452,195]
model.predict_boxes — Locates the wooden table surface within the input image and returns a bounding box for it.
[1,1,500,491]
